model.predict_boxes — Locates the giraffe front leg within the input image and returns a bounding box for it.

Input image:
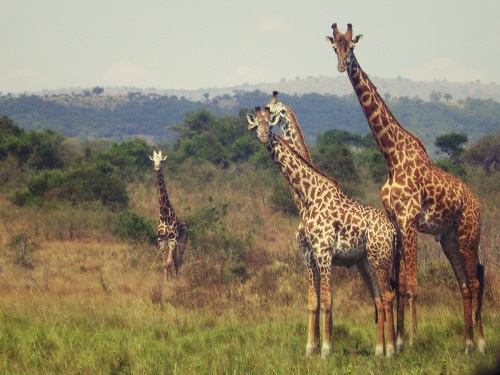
[306,265,320,357]
[319,264,333,359]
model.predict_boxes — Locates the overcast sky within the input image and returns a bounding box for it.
[1,0,499,94]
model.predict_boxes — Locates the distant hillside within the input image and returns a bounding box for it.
[29,75,500,103]
[1,76,499,159]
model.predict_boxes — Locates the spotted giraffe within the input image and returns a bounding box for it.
[149,150,188,281]
[326,23,485,354]
[247,106,399,358]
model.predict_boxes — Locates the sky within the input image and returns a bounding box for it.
[1,0,499,94]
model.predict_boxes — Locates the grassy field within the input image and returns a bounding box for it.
[0,164,499,374]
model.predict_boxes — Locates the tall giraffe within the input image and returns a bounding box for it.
[326,23,485,354]
[149,150,188,281]
[247,106,398,358]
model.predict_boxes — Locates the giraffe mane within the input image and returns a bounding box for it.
[276,133,342,190]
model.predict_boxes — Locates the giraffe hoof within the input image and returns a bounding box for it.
[321,345,332,359]
[465,341,474,355]
[306,344,320,357]
[478,339,487,354]
[396,338,405,353]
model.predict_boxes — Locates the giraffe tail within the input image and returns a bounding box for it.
[390,228,405,290]
[476,263,485,321]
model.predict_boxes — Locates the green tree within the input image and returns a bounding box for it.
[92,86,104,95]
[430,90,442,103]
[463,131,500,174]
[435,132,468,164]
[313,143,359,183]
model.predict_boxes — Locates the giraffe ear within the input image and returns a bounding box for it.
[149,155,154,161]
[326,36,335,45]
[353,34,363,45]
[270,113,280,126]
[246,113,257,130]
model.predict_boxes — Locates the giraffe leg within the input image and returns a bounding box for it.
[306,264,320,357]
[386,214,406,352]
[162,254,172,281]
[457,219,486,354]
[398,223,418,345]
[374,298,386,356]
[381,280,396,357]
[440,231,475,354]
[319,266,333,359]
[475,263,486,353]
[395,246,407,353]
[357,260,384,355]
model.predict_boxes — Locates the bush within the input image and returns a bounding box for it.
[185,196,253,283]
[9,233,35,269]
[14,161,129,209]
[268,179,299,216]
[112,210,156,245]
[435,158,467,179]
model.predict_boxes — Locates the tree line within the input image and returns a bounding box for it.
[0,91,498,156]
[1,111,498,216]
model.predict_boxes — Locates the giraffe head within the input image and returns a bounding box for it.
[246,106,280,143]
[266,91,289,128]
[326,23,363,73]
[149,150,167,171]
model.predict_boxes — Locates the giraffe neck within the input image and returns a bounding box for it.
[265,132,345,209]
[346,55,429,169]
[156,167,176,224]
[278,106,313,164]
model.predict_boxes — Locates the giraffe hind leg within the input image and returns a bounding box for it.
[440,232,475,354]
[476,263,486,353]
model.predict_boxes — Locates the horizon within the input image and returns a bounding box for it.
[1,1,498,95]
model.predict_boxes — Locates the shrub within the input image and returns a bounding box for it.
[268,179,299,216]
[8,233,35,269]
[14,161,129,209]
[112,210,156,245]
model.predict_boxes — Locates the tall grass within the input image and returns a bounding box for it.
[0,163,499,374]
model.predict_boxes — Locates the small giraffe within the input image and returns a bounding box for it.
[247,106,399,358]
[149,150,188,281]
[326,23,485,354]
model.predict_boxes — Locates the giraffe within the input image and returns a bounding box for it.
[247,106,399,358]
[149,150,188,281]
[326,23,485,354]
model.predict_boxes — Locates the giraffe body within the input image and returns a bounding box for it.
[150,150,188,281]
[247,107,398,357]
[327,23,485,354]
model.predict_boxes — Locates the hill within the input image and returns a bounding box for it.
[25,75,500,102]
[1,76,499,158]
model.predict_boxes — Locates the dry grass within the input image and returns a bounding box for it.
[0,164,499,374]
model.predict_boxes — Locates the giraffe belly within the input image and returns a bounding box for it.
[331,245,365,267]
[418,207,455,236]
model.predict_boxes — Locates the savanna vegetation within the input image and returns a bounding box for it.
[0,111,499,374]
[1,90,499,159]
